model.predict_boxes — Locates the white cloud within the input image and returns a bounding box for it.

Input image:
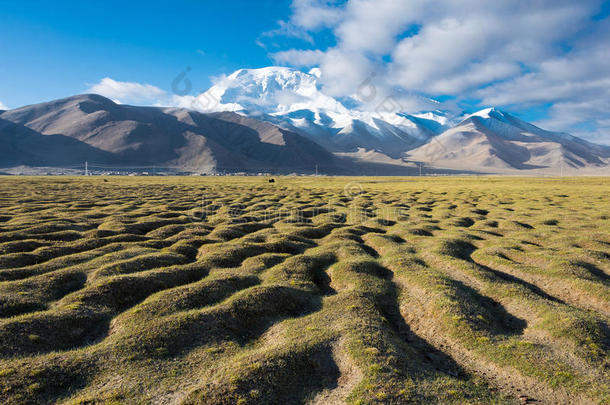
[263,0,609,141]
[259,20,314,46]
[534,99,610,145]
[88,78,168,105]
[271,49,325,66]
[257,0,344,49]
[290,0,344,30]
[86,76,238,113]
[0,101,8,110]
[336,0,414,54]
[388,1,596,94]
[318,48,377,97]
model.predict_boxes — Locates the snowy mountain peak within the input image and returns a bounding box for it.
[226,66,317,94]
[198,66,450,122]
[228,66,295,79]
[448,106,593,149]
[308,67,322,78]
[464,107,508,120]
[201,66,346,115]
[191,66,458,157]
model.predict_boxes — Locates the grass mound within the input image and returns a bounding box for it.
[0,176,607,404]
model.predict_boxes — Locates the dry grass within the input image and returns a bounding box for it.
[0,176,608,404]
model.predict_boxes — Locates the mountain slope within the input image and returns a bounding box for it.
[0,94,337,173]
[0,118,117,167]
[407,108,610,172]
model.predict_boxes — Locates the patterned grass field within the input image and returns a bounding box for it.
[0,176,608,404]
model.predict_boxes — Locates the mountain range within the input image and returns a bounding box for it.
[1,66,609,175]
[196,67,447,159]
[0,94,338,174]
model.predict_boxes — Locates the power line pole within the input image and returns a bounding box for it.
[419,163,422,177]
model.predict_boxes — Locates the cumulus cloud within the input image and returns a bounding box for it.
[0,100,8,110]
[289,0,344,30]
[271,49,325,66]
[535,99,610,146]
[264,0,610,142]
[88,78,168,105]
[86,76,238,113]
[259,20,314,46]
[318,48,378,97]
[336,0,414,54]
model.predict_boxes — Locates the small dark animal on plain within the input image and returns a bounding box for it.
[268,178,275,183]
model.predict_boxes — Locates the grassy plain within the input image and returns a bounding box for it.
[0,176,608,404]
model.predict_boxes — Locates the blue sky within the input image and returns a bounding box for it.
[0,0,295,107]
[1,0,609,144]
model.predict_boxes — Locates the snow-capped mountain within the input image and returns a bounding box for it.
[192,66,449,158]
[190,67,610,173]
[407,108,610,171]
